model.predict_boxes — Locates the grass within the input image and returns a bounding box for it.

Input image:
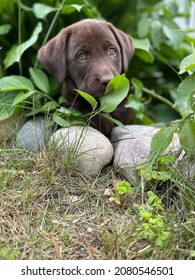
[0,142,195,260]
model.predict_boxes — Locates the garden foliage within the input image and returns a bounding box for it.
[0,0,195,155]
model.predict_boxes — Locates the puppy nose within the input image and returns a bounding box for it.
[99,74,114,86]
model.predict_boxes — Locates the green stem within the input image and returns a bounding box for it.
[18,0,22,75]
[42,0,66,47]
[143,87,181,115]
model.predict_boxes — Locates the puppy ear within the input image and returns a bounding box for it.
[37,29,70,84]
[108,24,134,72]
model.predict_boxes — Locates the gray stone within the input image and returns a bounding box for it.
[50,126,114,177]
[111,125,180,185]
[16,116,55,151]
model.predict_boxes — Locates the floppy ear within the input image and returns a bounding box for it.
[37,29,71,84]
[108,23,134,72]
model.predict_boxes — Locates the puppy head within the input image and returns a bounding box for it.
[37,19,134,96]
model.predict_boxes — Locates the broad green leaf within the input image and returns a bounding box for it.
[33,3,58,19]
[100,74,129,113]
[57,107,82,117]
[52,112,70,127]
[0,91,18,120]
[62,4,83,14]
[151,126,177,154]
[58,96,66,104]
[42,101,59,112]
[162,19,183,50]
[190,91,195,111]
[174,74,195,107]
[137,18,152,38]
[53,108,85,127]
[151,21,163,50]
[4,22,42,68]
[29,68,50,93]
[24,104,42,116]
[179,119,195,156]
[81,5,99,18]
[126,95,144,114]
[134,38,153,63]
[75,89,97,110]
[162,0,178,17]
[0,24,11,35]
[13,91,36,105]
[0,76,34,92]
[178,54,195,74]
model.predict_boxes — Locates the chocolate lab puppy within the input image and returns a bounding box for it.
[37,19,134,136]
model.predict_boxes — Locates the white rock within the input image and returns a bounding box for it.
[50,126,114,177]
[111,125,180,185]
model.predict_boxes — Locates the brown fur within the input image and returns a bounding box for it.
[37,19,134,136]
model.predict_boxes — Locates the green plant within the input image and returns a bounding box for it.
[137,154,175,181]
[2,0,194,132]
[0,71,131,129]
[135,191,170,247]
[109,179,133,206]
[0,246,20,260]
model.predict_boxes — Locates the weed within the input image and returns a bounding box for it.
[109,180,133,207]
[137,154,175,182]
[135,191,170,248]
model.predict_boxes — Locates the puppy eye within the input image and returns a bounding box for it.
[108,47,117,56]
[77,52,87,61]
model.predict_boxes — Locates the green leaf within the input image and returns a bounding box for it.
[151,21,163,50]
[178,54,195,74]
[42,101,59,112]
[13,91,36,105]
[139,209,152,220]
[151,126,177,154]
[162,19,183,50]
[0,24,11,35]
[126,95,144,112]
[134,38,153,63]
[155,231,170,247]
[0,76,34,92]
[29,68,50,93]
[147,191,157,205]
[33,3,58,19]
[190,91,195,111]
[53,112,70,127]
[161,231,170,241]
[100,74,129,113]
[116,180,131,194]
[52,111,85,127]
[174,74,195,107]
[57,107,82,117]
[179,119,195,156]
[62,4,83,14]
[131,78,143,99]
[0,91,19,120]
[75,89,97,111]
[4,22,42,68]
[137,18,152,38]
[101,113,129,131]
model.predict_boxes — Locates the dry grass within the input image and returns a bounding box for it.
[0,146,195,260]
